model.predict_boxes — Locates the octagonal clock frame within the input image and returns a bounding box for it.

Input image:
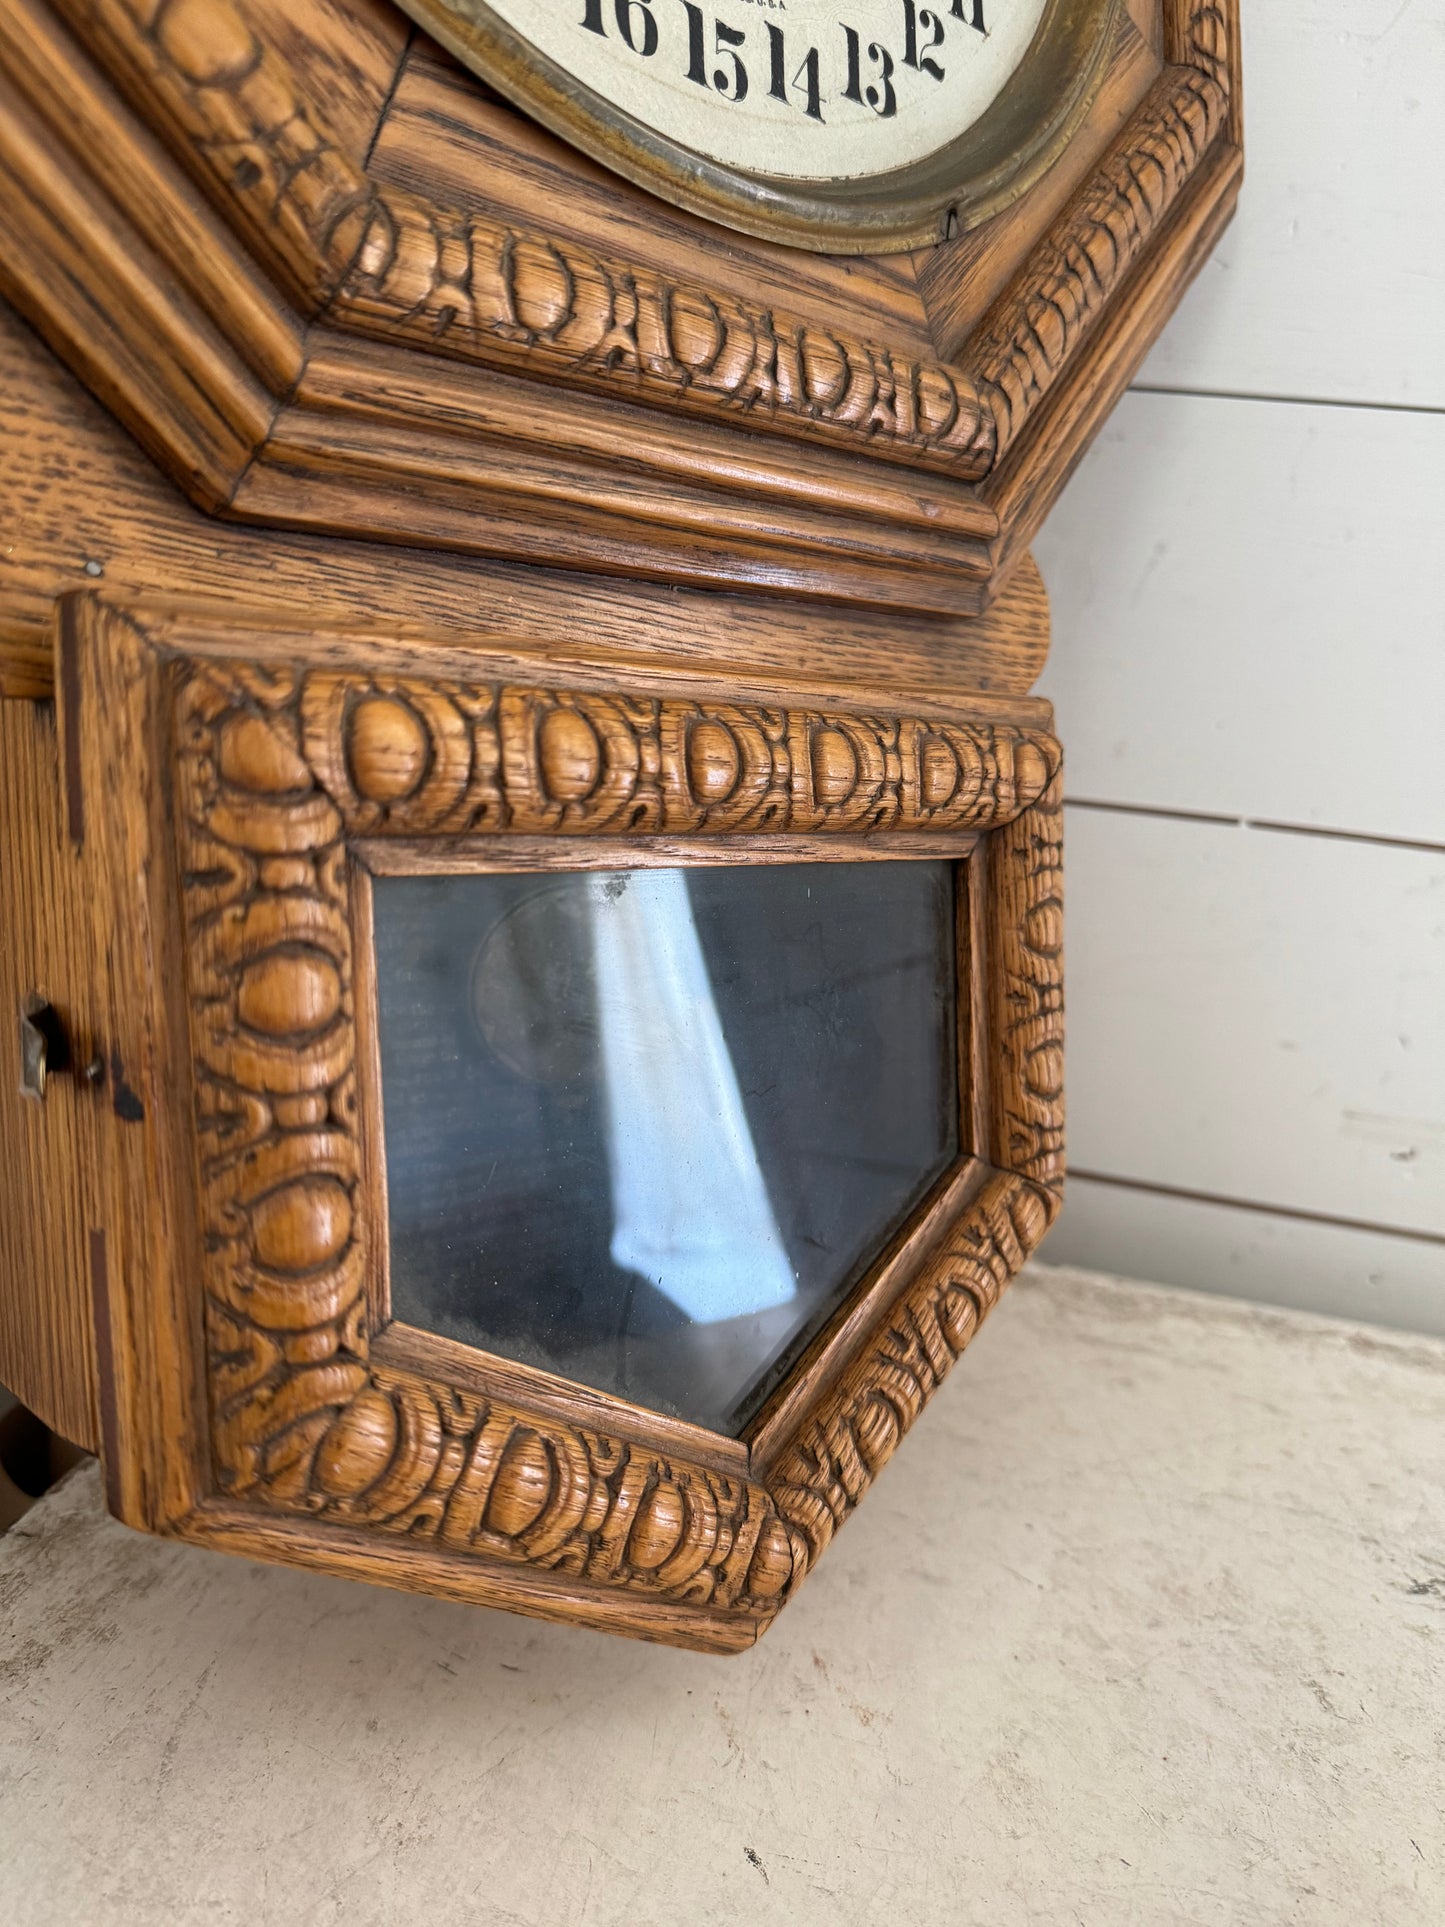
[0,0,1240,1646]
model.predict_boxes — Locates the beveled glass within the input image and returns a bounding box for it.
[373,859,958,1435]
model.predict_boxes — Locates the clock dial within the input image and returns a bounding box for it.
[481,0,1049,181]
[396,0,1121,250]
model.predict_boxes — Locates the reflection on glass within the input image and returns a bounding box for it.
[374,861,957,1436]
[589,870,795,1324]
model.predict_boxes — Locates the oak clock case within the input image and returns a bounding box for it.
[396,0,1125,250]
[0,0,1242,1649]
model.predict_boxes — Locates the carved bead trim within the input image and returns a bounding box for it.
[768,1170,1050,1584]
[172,654,1060,1633]
[286,671,1059,839]
[48,0,1231,484]
[51,0,994,477]
[314,1368,793,1604]
[334,194,995,477]
[970,1,1233,455]
[51,0,375,307]
[990,777,1065,1194]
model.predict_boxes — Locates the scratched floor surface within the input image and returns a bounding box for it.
[2,1264,1442,1927]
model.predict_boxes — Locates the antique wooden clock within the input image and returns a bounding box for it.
[0,0,1240,1649]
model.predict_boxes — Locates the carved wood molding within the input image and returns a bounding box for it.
[294,671,1063,838]
[770,1168,1049,1584]
[43,0,370,314]
[44,0,997,479]
[154,636,1062,1643]
[970,1,1233,457]
[991,774,1065,1192]
[336,198,998,479]
[766,779,1062,1583]
[37,0,1233,493]
[0,0,993,610]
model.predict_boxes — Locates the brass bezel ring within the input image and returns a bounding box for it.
[395,0,1125,255]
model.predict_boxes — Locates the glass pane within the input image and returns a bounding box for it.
[373,860,958,1436]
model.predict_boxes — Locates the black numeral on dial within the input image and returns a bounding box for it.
[901,0,945,79]
[841,23,896,117]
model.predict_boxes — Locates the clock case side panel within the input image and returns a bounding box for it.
[61,593,1062,1648]
[0,694,105,1452]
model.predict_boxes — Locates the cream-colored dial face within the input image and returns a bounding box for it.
[484,0,1049,180]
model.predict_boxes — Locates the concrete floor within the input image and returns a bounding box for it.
[2,1263,1443,1926]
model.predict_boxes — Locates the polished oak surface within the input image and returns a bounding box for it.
[0,0,1242,1644]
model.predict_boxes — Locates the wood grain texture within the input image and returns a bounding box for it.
[0,64,274,507]
[0,702,103,1449]
[1,0,1238,614]
[42,0,371,311]
[373,1320,754,1482]
[44,0,996,478]
[355,832,982,875]
[970,0,1233,459]
[768,1169,1050,1586]
[56,598,1062,1645]
[237,352,1001,614]
[370,39,936,355]
[916,6,1165,358]
[286,329,998,551]
[0,0,303,392]
[47,598,218,1536]
[0,299,1052,702]
[240,0,407,164]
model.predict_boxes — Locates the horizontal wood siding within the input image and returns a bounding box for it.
[1060,808,1445,1239]
[1036,394,1445,845]
[1041,1178,1445,1338]
[1135,0,1445,408]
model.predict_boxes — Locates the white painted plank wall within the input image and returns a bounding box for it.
[1064,812,1445,1233]
[1038,396,1445,845]
[1138,2,1445,409]
[1032,0,1445,1330]
[1056,1180,1445,1334]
